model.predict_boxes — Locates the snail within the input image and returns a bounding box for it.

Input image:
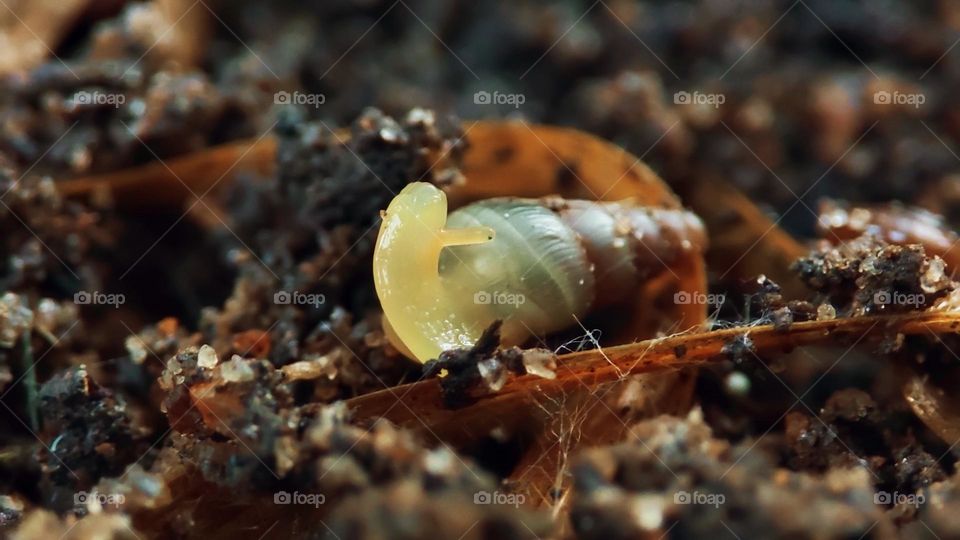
[373,182,707,363]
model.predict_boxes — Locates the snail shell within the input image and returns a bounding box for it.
[374,182,705,362]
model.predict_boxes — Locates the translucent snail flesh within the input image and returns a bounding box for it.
[374,182,706,363]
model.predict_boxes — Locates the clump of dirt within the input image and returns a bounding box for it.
[423,321,561,408]
[571,409,896,539]
[86,385,551,538]
[125,107,467,409]
[37,365,142,499]
[784,388,946,494]
[746,274,819,331]
[0,156,113,297]
[424,322,523,407]
[0,61,264,176]
[792,234,954,316]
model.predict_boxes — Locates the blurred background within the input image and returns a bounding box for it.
[4,0,960,235]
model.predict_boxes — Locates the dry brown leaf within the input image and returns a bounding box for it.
[818,199,960,270]
[686,172,808,299]
[348,311,960,442]
[450,121,680,208]
[60,138,277,209]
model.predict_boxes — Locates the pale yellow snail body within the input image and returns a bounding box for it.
[373,182,705,363]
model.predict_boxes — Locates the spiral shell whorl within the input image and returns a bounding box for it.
[441,200,595,345]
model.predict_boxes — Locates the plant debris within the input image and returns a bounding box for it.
[792,234,955,316]
[571,409,897,539]
[422,321,560,408]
